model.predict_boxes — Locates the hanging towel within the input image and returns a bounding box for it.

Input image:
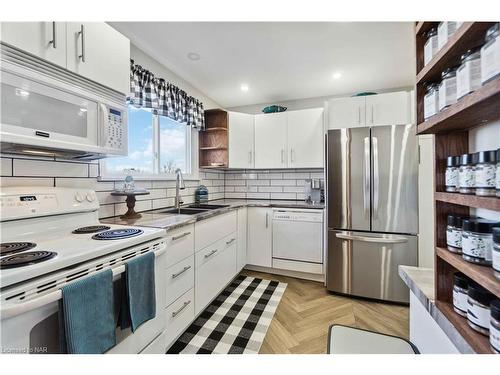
[121,252,156,332]
[59,269,116,354]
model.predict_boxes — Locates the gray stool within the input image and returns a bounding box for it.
[328,325,419,354]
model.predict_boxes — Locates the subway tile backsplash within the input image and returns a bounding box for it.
[0,154,323,219]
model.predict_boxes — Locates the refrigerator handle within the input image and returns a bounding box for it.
[372,136,379,219]
[363,137,370,219]
[335,232,408,244]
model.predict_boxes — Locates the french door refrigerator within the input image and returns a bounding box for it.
[326,124,418,303]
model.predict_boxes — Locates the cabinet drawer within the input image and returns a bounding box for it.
[140,331,167,354]
[165,224,194,268]
[195,212,237,251]
[195,233,237,268]
[166,255,194,307]
[165,288,195,348]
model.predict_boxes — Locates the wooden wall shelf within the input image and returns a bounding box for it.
[199,109,229,169]
[435,301,493,354]
[199,146,228,151]
[417,76,500,134]
[435,192,500,211]
[436,247,500,298]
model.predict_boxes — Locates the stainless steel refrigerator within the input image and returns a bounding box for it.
[326,124,418,303]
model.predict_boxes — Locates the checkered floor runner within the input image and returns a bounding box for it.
[167,275,287,354]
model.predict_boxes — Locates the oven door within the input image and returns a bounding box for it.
[0,246,167,354]
[0,69,99,153]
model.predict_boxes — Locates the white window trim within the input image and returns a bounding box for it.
[99,109,199,181]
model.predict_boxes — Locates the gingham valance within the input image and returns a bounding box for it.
[128,59,205,130]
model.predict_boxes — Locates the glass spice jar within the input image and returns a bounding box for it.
[439,67,458,111]
[493,228,500,281]
[490,299,500,354]
[456,48,482,100]
[453,272,470,317]
[447,214,465,253]
[438,22,458,50]
[445,156,460,192]
[496,149,500,198]
[462,218,500,266]
[474,150,497,197]
[424,28,439,66]
[481,23,500,84]
[424,83,440,120]
[458,153,475,194]
[467,282,495,336]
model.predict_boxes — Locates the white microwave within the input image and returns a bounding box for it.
[0,54,127,160]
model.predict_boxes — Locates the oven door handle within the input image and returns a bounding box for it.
[0,248,166,320]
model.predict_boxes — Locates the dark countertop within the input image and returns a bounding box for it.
[102,199,324,231]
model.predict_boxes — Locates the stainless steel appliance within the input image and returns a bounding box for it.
[0,43,127,160]
[326,124,418,303]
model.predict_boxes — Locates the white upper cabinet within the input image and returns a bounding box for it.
[228,112,255,169]
[0,22,67,67]
[254,112,288,169]
[287,108,324,168]
[328,96,366,128]
[365,91,412,126]
[66,23,130,94]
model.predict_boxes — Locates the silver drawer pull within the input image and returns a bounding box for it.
[226,238,236,245]
[172,265,191,279]
[204,249,218,259]
[171,232,191,241]
[171,300,191,318]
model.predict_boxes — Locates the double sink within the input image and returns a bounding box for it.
[159,204,230,215]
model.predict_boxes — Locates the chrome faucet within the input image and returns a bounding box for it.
[174,168,186,211]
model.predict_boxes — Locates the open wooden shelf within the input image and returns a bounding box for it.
[203,127,227,132]
[435,192,500,211]
[199,146,228,151]
[417,76,500,134]
[415,22,439,36]
[436,247,500,298]
[199,165,227,169]
[416,22,494,84]
[435,301,493,354]
[199,109,229,168]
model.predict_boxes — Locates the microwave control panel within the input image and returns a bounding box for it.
[104,107,125,152]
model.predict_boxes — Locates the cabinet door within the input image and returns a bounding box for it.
[0,22,67,67]
[237,208,247,271]
[66,22,130,93]
[327,96,366,129]
[247,208,272,267]
[254,112,287,168]
[288,108,324,168]
[228,112,255,168]
[365,91,411,126]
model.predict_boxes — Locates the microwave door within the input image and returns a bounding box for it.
[327,127,371,231]
[371,124,418,235]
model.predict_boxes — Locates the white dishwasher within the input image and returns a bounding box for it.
[272,208,324,274]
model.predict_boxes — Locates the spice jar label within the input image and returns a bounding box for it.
[445,169,458,187]
[462,234,492,261]
[491,323,500,352]
[459,168,475,188]
[447,228,462,248]
[475,164,496,187]
[453,289,468,313]
[467,300,490,330]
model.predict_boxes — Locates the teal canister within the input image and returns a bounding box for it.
[195,185,208,204]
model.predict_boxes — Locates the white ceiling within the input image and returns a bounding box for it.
[110,22,416,108]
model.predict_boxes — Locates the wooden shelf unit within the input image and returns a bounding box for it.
[199,109,229,169]
[415,21,500,354]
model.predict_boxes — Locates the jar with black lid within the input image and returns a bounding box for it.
[490,299,500,354]
[474,150,497,196]
[458,153,475,194]
[445,156,460,192]
[462,218,500,266]
[453,272,470,317]
[447,214,465,253]
[457,48,482,100]
[439,67,458,110]
[496,149,500,198]
[467,282,495,336]
[493,228,500,281]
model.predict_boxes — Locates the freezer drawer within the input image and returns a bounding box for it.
[327,230,417,303]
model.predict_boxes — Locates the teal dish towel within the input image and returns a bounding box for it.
[122,252,156,332]
[59,269,116,354]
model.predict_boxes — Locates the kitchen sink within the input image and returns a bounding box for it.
[187,204,230,210]
[160,208,210,215]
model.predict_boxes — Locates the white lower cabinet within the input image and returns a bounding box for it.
[140,331,168,354]
[237,208,247,272]
[195,233,237,315]
[247,207,272,267]
[165,255,194,307]
[165,288,195,348]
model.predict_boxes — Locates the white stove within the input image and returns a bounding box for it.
[0,187,167,354]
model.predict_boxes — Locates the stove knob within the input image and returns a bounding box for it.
[75,193,84,203]
[86,193,95,202]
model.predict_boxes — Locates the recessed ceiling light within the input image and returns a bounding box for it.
[240,84,249,92]
[332,72,342,79]
[187,52,200,61]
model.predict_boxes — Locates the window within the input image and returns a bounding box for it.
[101,105,191,178]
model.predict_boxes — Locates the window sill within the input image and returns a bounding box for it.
[98,173,200,182]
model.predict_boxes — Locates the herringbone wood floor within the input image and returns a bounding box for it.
[241,270,409,354]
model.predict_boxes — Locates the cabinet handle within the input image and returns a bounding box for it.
[281,149,284,163]
[49,22,57,49]
[265,212,269,228]
[171,232,191,241]
[204,249,218,259]
[371,105,374,124]
[248,151,252,164]
[171,300,191,317]
[78,24,85,62]
[226,238,236,245]
[358,106,361,125]
[172,265,191,279]
[290,149,295,163]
